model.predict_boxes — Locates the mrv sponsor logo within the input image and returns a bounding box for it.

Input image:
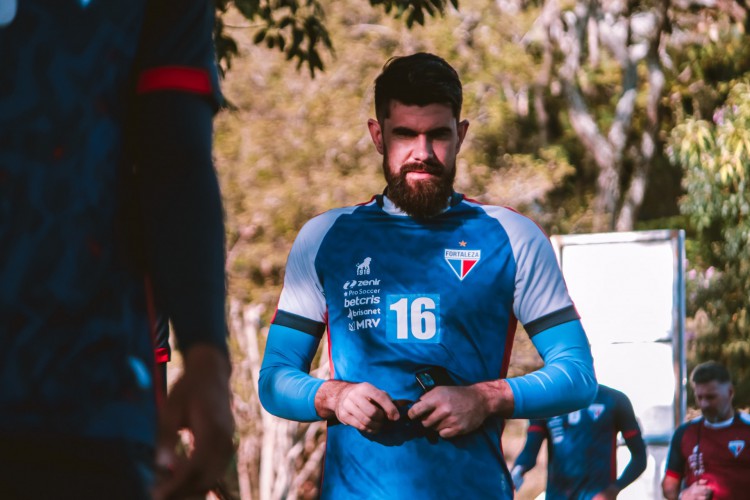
[348,318,381,331]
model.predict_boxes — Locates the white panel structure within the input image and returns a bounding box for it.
[550,230,686,500]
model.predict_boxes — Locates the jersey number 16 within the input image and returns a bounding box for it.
[387,294,441,343]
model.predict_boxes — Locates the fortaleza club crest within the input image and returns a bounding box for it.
[588,403,605,421]
[728,440,745,458]
[444,248,481,280]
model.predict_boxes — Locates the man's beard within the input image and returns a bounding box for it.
[384,159,455,219]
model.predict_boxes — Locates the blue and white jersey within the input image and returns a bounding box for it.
[274,192,579,498]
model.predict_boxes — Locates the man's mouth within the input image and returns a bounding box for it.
[402,163,443,179]
[406,170,437,180]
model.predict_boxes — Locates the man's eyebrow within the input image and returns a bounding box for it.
[391,126,417,135]
[391,126,453,135]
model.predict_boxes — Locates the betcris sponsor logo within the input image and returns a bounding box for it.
[344,295,380,307]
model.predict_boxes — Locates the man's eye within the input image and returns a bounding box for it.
[430,130,452,140]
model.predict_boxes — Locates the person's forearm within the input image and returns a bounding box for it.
[513,423,546,471]
[137,93,227,355]
[470,379,515,417]
[507,320,597,418]
[662,475,681,500]
[615,435,647,490]
[258,323,325,421]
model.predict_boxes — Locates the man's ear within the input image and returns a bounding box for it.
[367,118,384,155]
[456,119,470,152]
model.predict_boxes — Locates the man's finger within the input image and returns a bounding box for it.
[366,393,399,421]
[407,398,436,422]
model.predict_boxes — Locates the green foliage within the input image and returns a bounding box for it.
[372,0,458,27]
[215,0,333,76]
[669,79,750,406]
[215,0,457,76]
[670,81,750,263]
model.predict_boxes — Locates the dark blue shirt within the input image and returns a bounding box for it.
[515,384,646,499]
[0,0,221,445]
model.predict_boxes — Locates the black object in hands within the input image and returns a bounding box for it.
[415,366,454,392]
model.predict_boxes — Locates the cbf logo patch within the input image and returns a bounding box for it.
[444,248,481,280]
[729,440,745,458]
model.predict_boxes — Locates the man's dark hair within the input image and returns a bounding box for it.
[374,52,462,123]
[691,361,732,385]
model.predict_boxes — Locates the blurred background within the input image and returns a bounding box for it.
[167,0,750,497]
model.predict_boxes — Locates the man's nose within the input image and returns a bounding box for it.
[412,135,435,161]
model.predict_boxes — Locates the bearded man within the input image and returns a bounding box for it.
[258,52,597,499]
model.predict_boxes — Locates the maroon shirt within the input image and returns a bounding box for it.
[665,413,750,499]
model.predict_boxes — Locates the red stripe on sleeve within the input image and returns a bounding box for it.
[622,429,640,439]
[154,347,170,364]
[528,424,545,433]
[664,470,682,480]
[137,66,212,95]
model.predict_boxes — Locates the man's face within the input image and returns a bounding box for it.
[367,100,469,218]
[692,380,734,423]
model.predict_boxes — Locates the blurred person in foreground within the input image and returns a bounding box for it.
[0,1,234,498]
[258,52,597,499]
[662,361,750,500]
[511,384,647,499]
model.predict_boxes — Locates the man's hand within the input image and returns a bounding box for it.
[407,379,513,438]
[678,480,713,500]
[407,385,490,438]
[315,380,400,433]
[153,344,235,500]
[592,485,620,500]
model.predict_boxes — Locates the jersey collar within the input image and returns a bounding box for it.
[703,412,736,429]
[376,191,463,216]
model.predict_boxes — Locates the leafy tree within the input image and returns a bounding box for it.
[518,0,672,231]
[669,80,750,405]
[663,0,750,405]
[214,0,457,76]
